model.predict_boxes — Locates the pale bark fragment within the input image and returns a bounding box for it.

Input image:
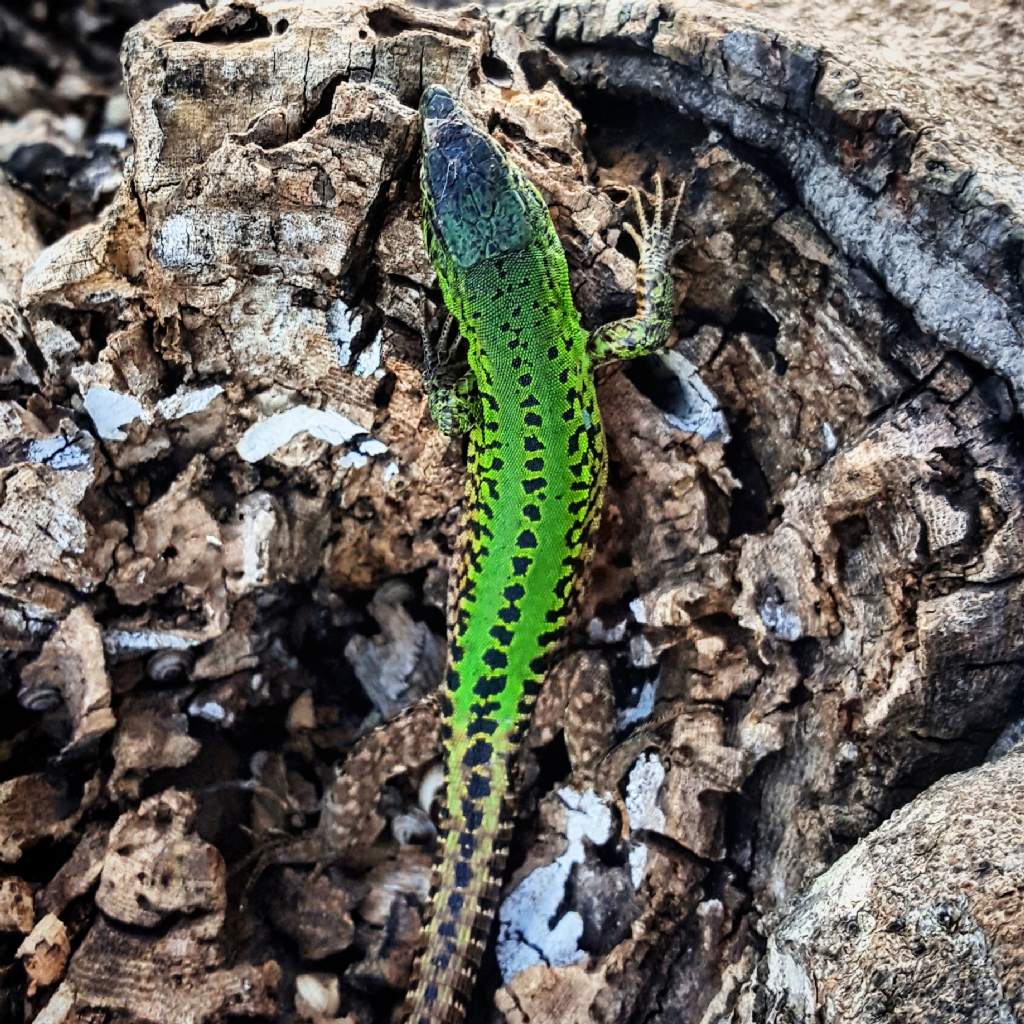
[16,913,71,997]
[108,692,201,801]
[96,789,226,930]
[0,876,35,934]
[38,824,109,918]
[0,773,93,864]
[66,915,281,1022]
[0,177,44,387]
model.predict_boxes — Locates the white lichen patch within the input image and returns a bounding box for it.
[658,349,729,442]
[586,616,627,643]
[228,491,279,591]
[629,632,658,668]
[24,438,90,471]
[617,679,658,730]
[153,210,327,273]
[188,699,229,724]
[354,333,383,377]
[497,787,612,982]
[155,384,224,421]
[152,212,209,270]
[326,298,362,365]
[83,387,146,441]
[624,753,667,887]
[338,451,368,469]
[237,405,365,462]
[821,421,838,453]
[758,589,802,641]
[276,212,325,249]
[102,629,199,657]
[338,439,392,472]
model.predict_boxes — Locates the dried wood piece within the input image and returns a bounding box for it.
[96,789,225,930]
[19,606,115,755]
[66,915,280,1023]
[264,868,358,961]
[755,749,1024,1022]
[0,411,120,618]
[17,913,70,997]
[46,784,280,1020]
[0,876,35,933]
[108,455,227,637]
[344,579,444,718]
[495,963,607,1024]
[0,177,44,388]
[0,773,87,864]
[38,824,108,918]
[659,710,753,861]
[108,693,201,801]
[596,360,734,597]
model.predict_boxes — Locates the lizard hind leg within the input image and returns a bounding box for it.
[589,174,686,365]
[235,694,443,908]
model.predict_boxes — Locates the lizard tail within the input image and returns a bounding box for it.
[403,732,519,1024]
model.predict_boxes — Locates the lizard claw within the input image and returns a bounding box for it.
[420,297,477,436]
[624,173,685,268]
[420,297,465,386]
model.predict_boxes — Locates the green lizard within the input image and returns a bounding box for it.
[406,84,684,1024]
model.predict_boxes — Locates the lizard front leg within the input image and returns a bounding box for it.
[421,305,479,436]
[589,175,685,364]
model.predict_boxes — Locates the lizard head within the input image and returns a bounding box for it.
[419,84,548,276]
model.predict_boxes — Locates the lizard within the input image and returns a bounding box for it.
[405,83,684,1024]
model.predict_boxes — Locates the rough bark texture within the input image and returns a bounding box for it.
[757,749,1024,1024]
[0,1,1021,1023]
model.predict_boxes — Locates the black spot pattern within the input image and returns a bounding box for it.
[412,142,615,1024]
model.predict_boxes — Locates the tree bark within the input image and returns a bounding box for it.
[0,1,1021,1022]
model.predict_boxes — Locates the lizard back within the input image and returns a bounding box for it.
[406,86,607,1024]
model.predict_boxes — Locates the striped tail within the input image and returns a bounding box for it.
[403,724,520,1024]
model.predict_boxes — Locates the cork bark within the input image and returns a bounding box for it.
[0,1,1021,1022]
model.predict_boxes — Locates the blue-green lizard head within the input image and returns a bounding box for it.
[419,84,547,273]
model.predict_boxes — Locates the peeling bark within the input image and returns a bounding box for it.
[0,0,1021,1022]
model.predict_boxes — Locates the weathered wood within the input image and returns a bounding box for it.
[0,0,1021,1021]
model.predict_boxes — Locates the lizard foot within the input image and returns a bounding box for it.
[622,173,685,274]
[588,174,687,365]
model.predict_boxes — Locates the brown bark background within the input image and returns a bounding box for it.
[0,1,1022,1022]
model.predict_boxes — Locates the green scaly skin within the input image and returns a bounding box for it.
[408,84,682,1024]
